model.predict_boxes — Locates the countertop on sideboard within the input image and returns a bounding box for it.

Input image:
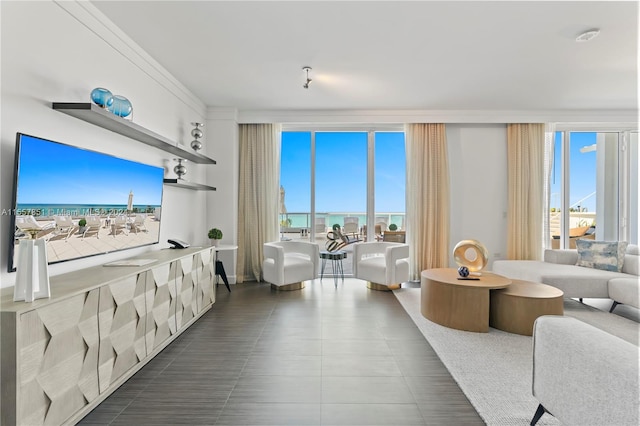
[1,247,211,313]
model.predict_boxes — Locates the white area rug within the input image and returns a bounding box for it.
[394,288,639,426]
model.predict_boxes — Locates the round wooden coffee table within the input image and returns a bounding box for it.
[421,268,511,332]
[489,280,564,336]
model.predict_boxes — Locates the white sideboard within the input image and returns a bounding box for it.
[1,247,216,426]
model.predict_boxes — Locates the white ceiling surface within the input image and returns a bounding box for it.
[91,1,638,112]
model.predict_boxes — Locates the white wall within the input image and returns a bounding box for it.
[206,108,239,283]
[0,1,210,288]
[447,124,508,269]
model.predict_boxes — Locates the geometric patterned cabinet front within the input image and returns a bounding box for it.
[145,261,178,353]
[98,274,147,393]
[1,247,215,426]
[17,289,100,426]
[176,253,197,331]
[195,247,215,313]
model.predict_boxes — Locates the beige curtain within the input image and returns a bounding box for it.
[405,123,450,280]
[236,123,281,282]
[507,123,545,260]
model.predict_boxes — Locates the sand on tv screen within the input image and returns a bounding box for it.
[8,133,165,271]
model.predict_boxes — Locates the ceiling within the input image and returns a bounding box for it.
[91,1,638,112]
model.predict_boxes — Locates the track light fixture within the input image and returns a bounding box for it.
[302,66,312,89]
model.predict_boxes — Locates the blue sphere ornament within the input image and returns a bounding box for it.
[458,266,470,277]
[107,95,133,118]
[90,87,113,108]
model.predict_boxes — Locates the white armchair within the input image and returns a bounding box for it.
[263,241,319,290]
[353,242,409,291]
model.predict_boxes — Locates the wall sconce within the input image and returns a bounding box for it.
[174,158,187,179]
[302,66,312,89]
[190,122,204,151]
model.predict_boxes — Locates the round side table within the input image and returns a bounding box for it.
[319,250,347,286]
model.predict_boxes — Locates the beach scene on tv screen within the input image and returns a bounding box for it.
[11,134,164,267]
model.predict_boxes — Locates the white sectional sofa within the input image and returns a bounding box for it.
[492,244,639,312]
[530,316,639,425]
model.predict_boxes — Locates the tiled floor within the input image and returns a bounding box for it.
[78,279,483,425]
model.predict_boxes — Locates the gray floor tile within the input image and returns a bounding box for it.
[228,375,322,403]
[321,403,425,425]
[321,355,402,377]
[253,336,322,355]
[322,339,392,356]
[321,376,415,404]
[242,354,321,376]
[322,324,385,340]
[216,402,321,425]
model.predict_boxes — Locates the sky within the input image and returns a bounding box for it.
[550,131,598,212]
[16,134,164,206]
[280,131,406,213]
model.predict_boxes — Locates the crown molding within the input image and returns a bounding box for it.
[237,109,639,125]
[206,107,239,121]
[55,0,206,115]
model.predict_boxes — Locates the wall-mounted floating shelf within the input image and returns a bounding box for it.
[52,102,216,164]
[163,179,216,191]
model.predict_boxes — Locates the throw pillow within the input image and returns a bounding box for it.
[575,240,628,272]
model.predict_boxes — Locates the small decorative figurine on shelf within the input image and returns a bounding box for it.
[173,158,187,179]
[90,87,113,109]
[190,122,204,151]
[107,95,133,120]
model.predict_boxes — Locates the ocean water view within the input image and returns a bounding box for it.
[16,203,160,218]
[281,212,406,230]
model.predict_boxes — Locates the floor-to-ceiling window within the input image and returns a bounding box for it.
[280,129,406,275]
[315,132,368,239]
[374,132,407,241]
[549,128,638,248]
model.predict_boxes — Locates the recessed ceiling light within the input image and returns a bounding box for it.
[576,29,600,42]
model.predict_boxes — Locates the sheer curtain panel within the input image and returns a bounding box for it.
[405,123,450,280]
[236,124,281,282]
[507,123,545,260]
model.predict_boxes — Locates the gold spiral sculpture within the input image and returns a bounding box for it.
[453,239,489,272]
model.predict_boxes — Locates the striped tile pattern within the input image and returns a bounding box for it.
[79,279,482,425]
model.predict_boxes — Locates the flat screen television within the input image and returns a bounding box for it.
[8,133,165,272]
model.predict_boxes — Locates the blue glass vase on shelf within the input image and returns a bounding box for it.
[107,95,133,119]
[90,87,113,108]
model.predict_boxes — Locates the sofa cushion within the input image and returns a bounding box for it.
[544,249,578,265]
[575,240,628,272]
[492,260,630,298]
[357,256,386,283]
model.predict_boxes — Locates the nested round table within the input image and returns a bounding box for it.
[489,280,564,336]
[421,268,511,332]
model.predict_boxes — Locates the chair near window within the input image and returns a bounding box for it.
[343,216,360,239]
[374,218,388,241]
[263,241,319,291]
[353,241,409,291]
